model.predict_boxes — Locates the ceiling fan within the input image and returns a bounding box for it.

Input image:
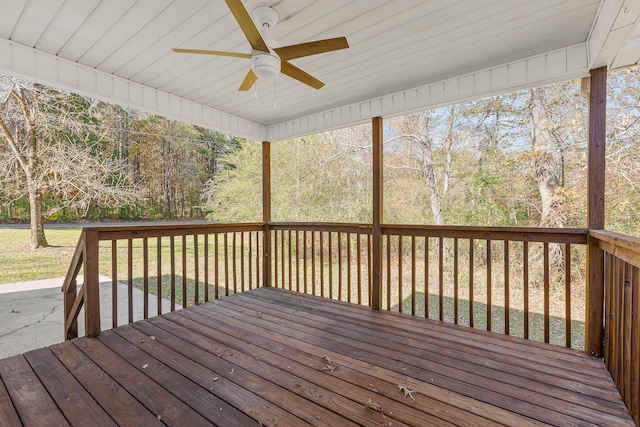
[173,0,349,91]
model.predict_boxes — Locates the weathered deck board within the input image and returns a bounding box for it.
[0,287,635,426]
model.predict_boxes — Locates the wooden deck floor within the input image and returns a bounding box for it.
[0,287,634,426]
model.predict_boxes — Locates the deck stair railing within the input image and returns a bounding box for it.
[592,230,640,425]
[62,223,264,339]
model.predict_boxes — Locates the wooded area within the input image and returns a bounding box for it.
[1,68,639,247]
[208,68,640,238]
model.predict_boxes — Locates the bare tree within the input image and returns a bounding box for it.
[0,77,137,248]
[528,87,566,228]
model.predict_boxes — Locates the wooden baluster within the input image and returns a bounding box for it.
[157,237,162,315]
[523,241,529,339]
[328,232,333,299]
[347,233,352,302]
[504,240,509,335]
[204,234,209,301]
[170,236,175,311]
[248,232,253,291]
[469,239,473,327]
[143,237,149,319]
[320,232,325,298]
[128,238,133,323]
[368,234,372,306]
[543,242,550,343]
[453,238,459,324]
[304,231,308,294]
[338,232,343,300]
[233,232,237,294]
[357,234,362,305]
[486,240,492,331]
[398,235,403,313]
[240,232,245,293]
[425,237,430,319]
[386,234,391,311]
[280,230,287,289]
[256,231,258,288]
[194,234,199,304]
[214,233,219,300]
[112,240,117,329]
[288,231,293,291]
[411,236,416,316]
[312,231,316,296]
[565,244,571,347]
[439,237,444,322]
[224,233,229,296]
[295,230,300,292]
[273,229,278,288]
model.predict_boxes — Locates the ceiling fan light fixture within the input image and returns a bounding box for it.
[252,51,280,80]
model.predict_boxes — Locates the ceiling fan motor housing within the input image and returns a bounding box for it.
[252,51,281,80]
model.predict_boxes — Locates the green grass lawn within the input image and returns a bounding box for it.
[0,227,83,284]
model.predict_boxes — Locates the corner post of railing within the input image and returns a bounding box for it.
[83,228,101,337]
[372,116,384,310]
[262,140,272,287]
[585,66,607,357]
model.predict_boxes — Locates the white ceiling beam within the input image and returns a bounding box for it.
[267,44,590,142]
[0,37,266,142]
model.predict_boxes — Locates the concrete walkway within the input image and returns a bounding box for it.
[0,276,179,359]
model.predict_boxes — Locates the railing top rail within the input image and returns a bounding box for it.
[61,232,85,292]
[83,222,264,241]
[591,229,640,268]
[268,222,372,233]
[382,224,588,243]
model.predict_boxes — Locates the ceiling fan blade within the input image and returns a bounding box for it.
[281,61,325,90]
[224,0,269,52]
[274,37,349,61]
[239,69,258,91]
[173,48,251,58]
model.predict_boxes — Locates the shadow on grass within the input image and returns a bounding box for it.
[126,274,248,307]
[392,291,585,350]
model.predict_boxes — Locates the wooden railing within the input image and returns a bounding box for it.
[592,230,640,425]
[62,223,264,339]
[269,223,373,304]
[269,223,589,348]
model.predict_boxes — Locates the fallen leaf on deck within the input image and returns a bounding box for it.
[213,377,219,381]
[365,398,382,412]
[229,368,234,374]
[255,356,260,361]
[139,339,145,343]
[398,385,416,401]
[319,355,336,373]
[257,311,262,318]
[157,415,161,420]
[142,364,148,369]
[149,335,156,340]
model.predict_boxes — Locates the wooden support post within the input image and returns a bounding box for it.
[83,229,101,337]
[262,141,272,287]
[372,117,384,310]
[586,66,607,357]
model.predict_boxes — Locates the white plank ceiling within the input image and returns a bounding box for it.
[0,0,639,141]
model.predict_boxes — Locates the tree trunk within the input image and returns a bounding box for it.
[27,178,48,249]
[420,136,445,226]
[528,88,565,229]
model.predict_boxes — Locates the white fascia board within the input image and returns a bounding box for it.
[588,0,640,69]
[266,44,590,142]
[0,38,266,142]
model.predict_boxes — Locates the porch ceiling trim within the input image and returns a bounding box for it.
[266,43,590,142]
[0,38,267,142]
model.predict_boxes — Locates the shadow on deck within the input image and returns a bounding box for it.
[0,287,633,426]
